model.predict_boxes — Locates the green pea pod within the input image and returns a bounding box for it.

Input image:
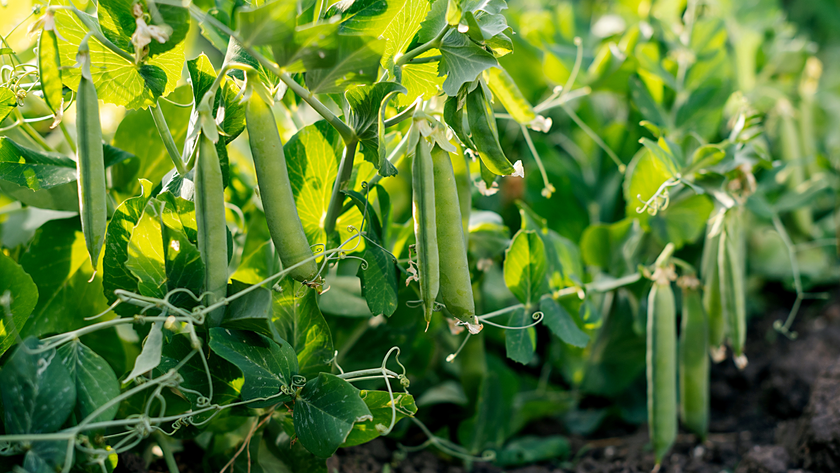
[76,53,106,266]
[195,131,228,327]
[431,145,480,332]
[466,84,516,176]
[245,88,318,283]
[701,225,725,350]
[679,279,709,440]
[412,138,440,327]
[718,219,746,360]
[38,29,63,118]
[647,275,677,466]
[778,100,813,236]
[444,93,475,150]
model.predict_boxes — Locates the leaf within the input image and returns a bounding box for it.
[495,435,571,467]
[264,420,329,472]
[294,373,373,458]
[346,82,406,175]
[23,440,71,473]
[209,328,299,402]
[457,371,506,453]
[124,321,163,382]
[399,55,445,106]
[0,87,15,123]
[237,0,297,46]
[284,121,365,252]
[305,35,385,94]
[19,218,109,338]
[158,195,205,308]
[0,137,76,190]
[438,30,497,96]
[97,0,190,58]
[330,0,407,37]
[56,340,121,423]
[125,204,167,298]
[356,241,399,316]
[273,22,342,73]
[503,230,547,305]
[381,0,430,68]
[417,0,447,43]
[540,295,589,348]
[53,6,184,110]
[579,219,640,271]
[0,252,38,358]
[342,390,417,447]
[505,307,536,364]
[102,180,153,316]
[629,76,666,127]
[650,194,714,249]
[272,279,335,380]
[222,280,277,341]
[623,149,672,229]
[0,338,76,434]
[485,67,536,124]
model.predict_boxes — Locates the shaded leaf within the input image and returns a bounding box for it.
[57,340,120,423]
[0,252,38,357]
[540,295,589,348]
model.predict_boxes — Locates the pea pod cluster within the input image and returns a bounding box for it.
[245,81,318,284]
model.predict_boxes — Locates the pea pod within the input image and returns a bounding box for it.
[38,28,63,118]
[466,83,516,176]
[195,130,228,327]
[679,277,709,440]
[411,137,440,327]
[431,145,481,332]
[701,220,725,352]
[245,85,318,283]
[778,99,813,236]
[647,244,677,466]
[718,212,746,361]
[75,44,107,266]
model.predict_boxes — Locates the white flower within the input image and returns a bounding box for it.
[528,115,552,133]
[130,9,172,63]
[511,160,525,178]
[477,180,499,196]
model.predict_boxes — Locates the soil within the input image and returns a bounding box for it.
[139,296,840,473]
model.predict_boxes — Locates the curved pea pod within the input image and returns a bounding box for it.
[75,56,107,266]
[466,84,516,176]
[647,275,677,465]
[245,88,318,283]
[195,131,229,327]
[411,138,440,327]
[679,278,709,440]
[431,145,481,333]
[718,223,746,362]
[38,29,64,121]
[701,227,725,351]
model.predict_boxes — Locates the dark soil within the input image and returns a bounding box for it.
[140,298,840,473]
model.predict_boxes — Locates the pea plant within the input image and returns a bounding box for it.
[0,0,837,471]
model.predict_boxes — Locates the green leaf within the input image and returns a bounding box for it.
[294,373,373,458]
[650,194,714,249]
[485,66,536,124]
[264,420,328,472]
[185,54,246,155]
[19,218,109,338]
[284,121,365,251]
[103,180,153,316]
[417,0,447,43]
[0,252,38,358]
[237,0,297,46]
[629,76,667,127]
[503,230,547,305]
[330,0,406,37]
[209,328,299,402]
[56,340,121,423]
[540,295,589,348]
[97,0,190,58]
[346,82,406,176]
[53,7,184,109]
[579,219,640,271]
[400,56,445,106]
[457,371,506,453]
[684,145,725,175]
[124,321,163,382]
[272,279,335,380]
[223,280,278,341]
[158,194,205,307]
[356,241,399,316]
[495,435,571,467]
[623,149,673,229]
[273,22,341,73]
[0,137,76,190]
[125,204,167,298]
[505,307,536,364]
[342,390,417,447]
[0,338,76,434]
[305,35,385,94]
[381,0,430,68]
[0,86,16,123]
[438,30,497,96]
[318,275,374,317]
[23,440,71,473]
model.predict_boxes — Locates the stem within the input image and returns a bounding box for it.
[324,140,359,236]
[367,131,411,188]
[155,432,180,473]
[404,54,441,65]
[383,103,417,129]
[17,111,54,152]
[58,120,76,153]
[396,27,449,66]
[53,6,135,64]
[150,101,187,176]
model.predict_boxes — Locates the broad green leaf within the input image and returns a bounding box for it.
[56,340,120,423]
[318,275,374,317]
[294,373,373,458]
[0,180,78,212]
[0,137,76,190]
[579,219,639,271]
[356,241,399,316]
[209,328,299,402]
[330,0,407,37]
[97,0,190,57]
[230,240,276,286]
[223,280,278,341]
[346,82,406,175]
[623,150,673,229]
[505,307,536,364]
[486,67,536,124]
[158,195,205,307]
[0,87,15,123]
[634,42,677,91]
[639,137,680,176]
[650,194,714,249]
[284,121,365,251]
[53,7,184,109]
[273,22,341,73]
[399,54,445,106]
[237,0,296,46]
[503,230,547,305]
[417,0,447,43]
[540,295,589,348]
[103,180,153,316]
[381,0,430,68]
[23,440,71,473]
[305,35,385,94]
[0,338,76,434]
[342,390,417,447]
[457,371,506,453]
[19,218,109,338]
[495,435,571,467]
[264,420,329,473]
[125,204,167,298]
[580,296,645,396]
[684,145,725,175]
[438,30,498,96]
[273,278,335,380]
[124,321,163,382]
[0,252,38,357]
[629,76,666,127]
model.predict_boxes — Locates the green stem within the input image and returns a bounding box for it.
[405,54,441,65]
[54,5,135,64]
[383,104,416,129]
[324,139,359,236]
[155,432,180,473]
[58,120,76,153]
[150,101,187,176]
[17,112,54,152]
[396,27,449,67]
